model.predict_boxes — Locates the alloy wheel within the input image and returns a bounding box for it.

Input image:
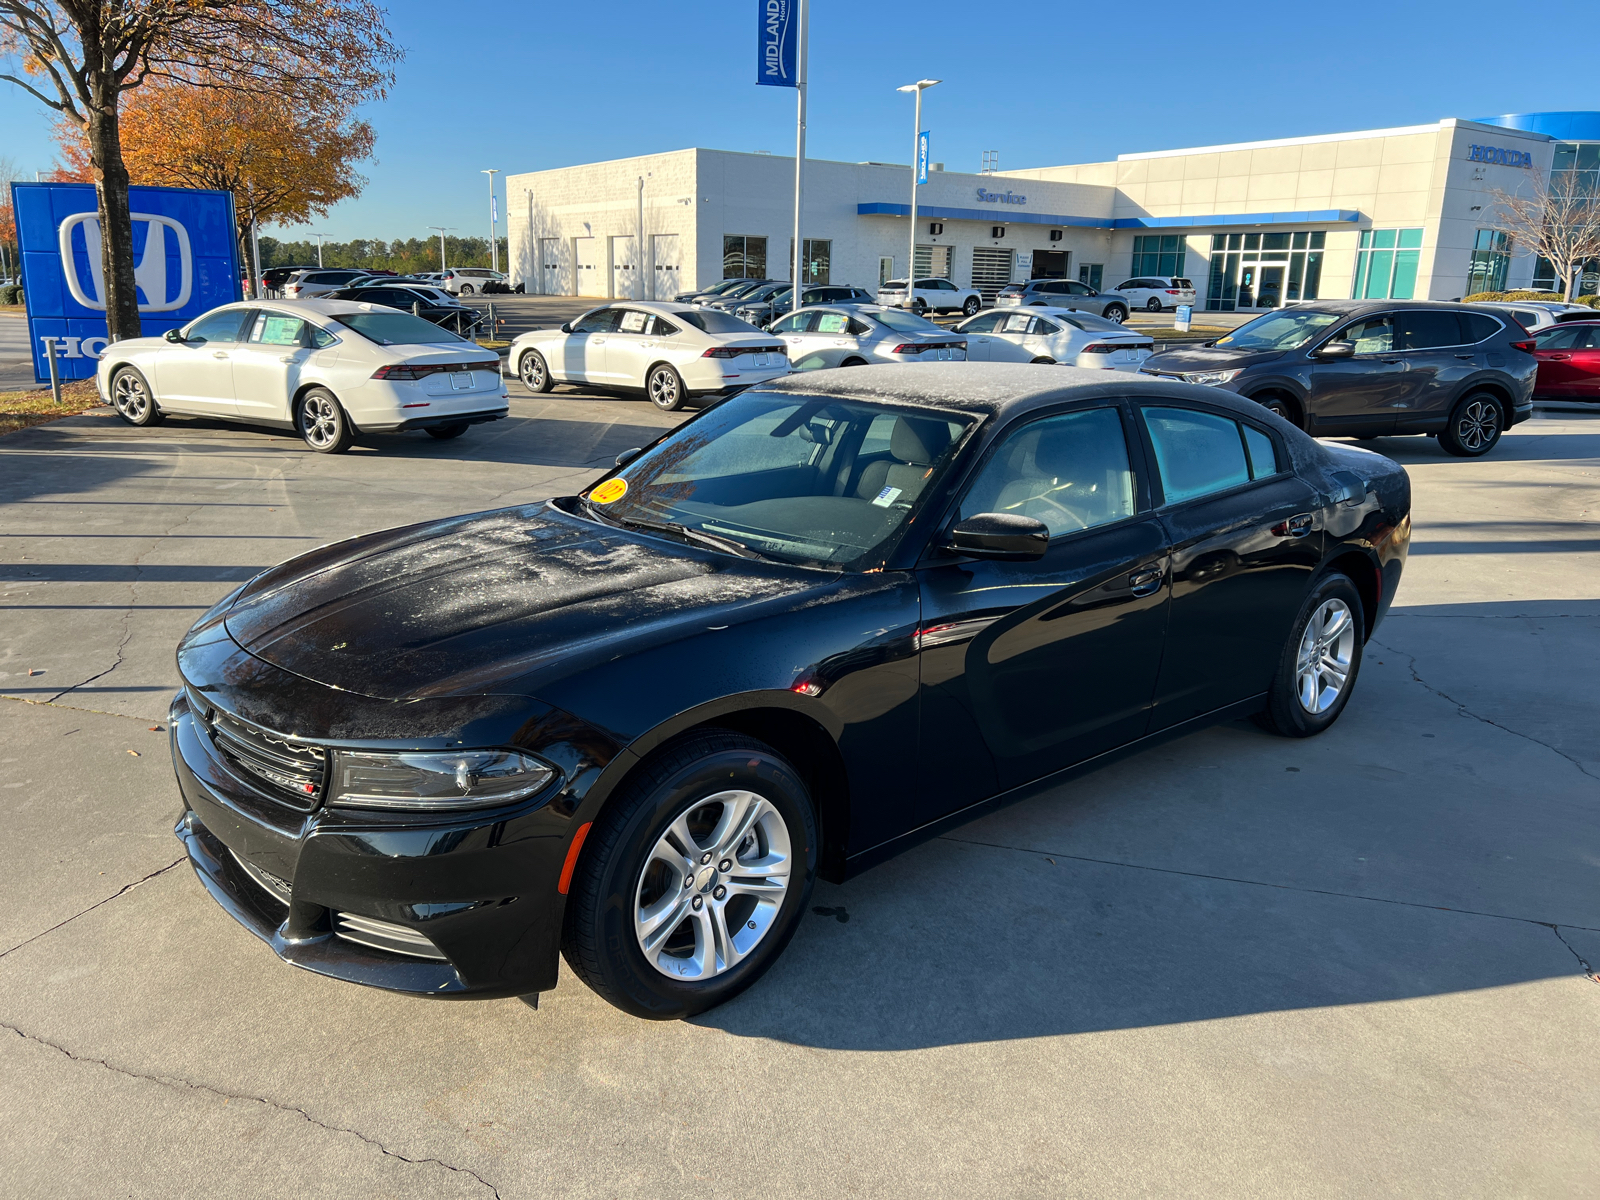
[112,372,148,422]
[520,352,545,390]
[648,366,680,409]
[633,790,792,981]
[1106,307,1126,324]
[300,393,341,450]
[1455,398,1500,452]
[1296,598,1356,714]
[1147,297,1162,311]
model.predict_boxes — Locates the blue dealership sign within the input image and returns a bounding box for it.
[10,182,240,382]
[918,131,931,185]
[756,0,797,87]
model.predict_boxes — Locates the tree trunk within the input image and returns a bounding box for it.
[85,78,141,341]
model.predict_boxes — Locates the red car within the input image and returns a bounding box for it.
[1532,319,1600,400]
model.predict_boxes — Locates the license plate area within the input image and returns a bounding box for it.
[450,372,475,390]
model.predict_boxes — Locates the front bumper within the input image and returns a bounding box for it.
[168,688,569,999]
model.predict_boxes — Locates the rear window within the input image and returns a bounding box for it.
[1462,312,1504,342]
[333,311,466,345]
[871,309,940,333]
[1175,279,1193,289]
[675,309,761,334]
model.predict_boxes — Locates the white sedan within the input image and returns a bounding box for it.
[954,307,1155,370]
[509,300,791,411]
[95,299,508,453]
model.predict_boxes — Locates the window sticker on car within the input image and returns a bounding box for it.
[619,311,648,333]
[1002,313,1032,333]
[589,478,628,504]
[872,486,902,508]
[817,314,849,333]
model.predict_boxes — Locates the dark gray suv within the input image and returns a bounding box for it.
[1140,300,1537,457]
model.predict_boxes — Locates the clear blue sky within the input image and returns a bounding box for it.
[3,0,1596,244]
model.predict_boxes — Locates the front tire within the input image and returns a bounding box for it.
[962,296,980,316]
[911,298,928,316]
[1146,297,1163,312]
[1104,305,1128,324]
[1254,573,1364,738]
[561,730,817,1019]
[296,387,353,454]
[647,363,686,411]
[519,349,553,393]
[459,284,475,295]
[1439,392,1503,457]
[110,366,162,426]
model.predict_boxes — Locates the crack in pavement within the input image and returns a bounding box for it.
[1,1024,502,1197]
[1548,926,1600,984]
[0,859,185,960]
[1370,637,1600,783]
[939,835,1600,939]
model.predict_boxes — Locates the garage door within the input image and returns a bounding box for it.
[610,235,636,299]
[573,236,599,297]
[651,234,680,299]
[913,244,952,279]
[971,248,1015,303]
[539,238,566,296]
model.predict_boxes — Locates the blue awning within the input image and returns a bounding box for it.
[857,202,1361,230]
[1112,209,1360,229]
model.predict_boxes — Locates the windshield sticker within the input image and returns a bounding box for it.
[590,478,628,504]
[872,486,902,508]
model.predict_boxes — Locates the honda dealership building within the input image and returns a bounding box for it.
[505,111,1600,312]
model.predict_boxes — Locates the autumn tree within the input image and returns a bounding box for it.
[0,1,398,340]
[0,154,19,282]
[54,73,377,293]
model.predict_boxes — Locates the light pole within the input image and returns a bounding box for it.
[308,231,328,268]
[481,169,499,273]
[896,79,940,309]
[790,0,808,314]
[429,226,454,272]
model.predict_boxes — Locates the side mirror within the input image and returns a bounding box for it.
[947,513,1050,561]
[164,328,186,343]
[1315,340,1354,359]
[614,447,643,468]
[559,322,573,333]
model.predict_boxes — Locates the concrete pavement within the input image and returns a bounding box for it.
[1,388,1597,1197]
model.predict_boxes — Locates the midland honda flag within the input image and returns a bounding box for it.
[757,0,797,87]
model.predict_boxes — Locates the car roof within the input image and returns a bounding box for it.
[210,298,399,318]
[756,361,1251,420]
[1257,299,1498,316]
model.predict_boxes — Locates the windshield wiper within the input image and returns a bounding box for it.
[610,513,761,560]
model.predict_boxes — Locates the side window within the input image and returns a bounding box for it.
[847,318,873,335]
[647,315,681,336]
[250,313,308,346]
[1067,281,1094,295]
[1000,312,1034,333]
[1330,315,1394,355]
[1511,310,1541,330]
[1030,317,1062,335]
[308,325,339,349]
[1241,423,1280,478]
[1396,310,1465,350]
[1142,406,1251,504]
[572,308,621,334]
[959,407,1135,538]
[769,312,813,334]
[1461,312,1504,342]
[960,312,1004,333]
[814,312,851,334]
[616,309,650,334]
[1534,324,1586,349]
[184,309,250,344]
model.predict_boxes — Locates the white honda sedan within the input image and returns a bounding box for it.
[954,306,1155,370]
[95,299,509,453]
[508,300,790,411]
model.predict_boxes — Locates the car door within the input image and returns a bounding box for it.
[1138,404,1322,730]
[1061,280,1096,312]
[1559,325,1600,397]
[1113,279,1143,307]
[1393,309,1478,427]
[805,309,861,367]
[770,310,820,368]
[154,307,254,414]
[1531,323,1591,396]
[603,308,654,386]
[562,308,620,382]
[230,311,314,423]
[986,310,1041,362]
[956,311,1004,361]
[1304,313,1409,434]
[915,403,1171,817]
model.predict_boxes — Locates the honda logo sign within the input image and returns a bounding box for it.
[9,182,240,382]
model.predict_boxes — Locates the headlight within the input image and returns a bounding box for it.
[1182,368,1244,386]
[329,749,556,811]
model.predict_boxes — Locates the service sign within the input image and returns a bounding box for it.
[10,182,241,382]
[756,0,797,87]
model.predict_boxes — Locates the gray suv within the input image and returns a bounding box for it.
[994,278,1130,323]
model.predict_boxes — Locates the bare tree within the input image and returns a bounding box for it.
[1489,170,1600,300]
[0,153,19,281]
[0,2,399,340]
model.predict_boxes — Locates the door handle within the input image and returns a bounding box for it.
[212,351,228,359]
[1128,565,1165,596]
[278,355,296,363]
[1273,512,1315,538]
[1549,353,1572,360]
[1379,358,1404,365]
[1455,354,1476,360]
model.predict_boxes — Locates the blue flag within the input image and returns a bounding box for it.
[757,0,797,87]
[918,132,931,185]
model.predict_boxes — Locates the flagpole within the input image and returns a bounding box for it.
[791,0,808,314]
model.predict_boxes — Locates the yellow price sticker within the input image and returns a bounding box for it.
[589,477,628,505]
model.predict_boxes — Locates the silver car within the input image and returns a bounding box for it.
[994,278,1130,323]
[769,304,966,370]
[1468,300,1593,332]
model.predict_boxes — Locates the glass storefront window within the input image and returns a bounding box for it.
[789,238,832,284]
[1206,231,1327,310]
[1131,234,1186,278]
[1078,263,1104,289]
[723,235,767,280]
[1353,229,1421,300]
[1535,143,1600,295]
[1467,230,1512,295]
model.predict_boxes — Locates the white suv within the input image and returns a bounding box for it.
[440,268,508,296]
[281,268,373,299]
[1109,276,1196,312]
[875,277,982,317]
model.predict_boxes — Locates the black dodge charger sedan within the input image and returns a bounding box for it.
[170,363,1411,1019]
[1140,300,1536,457]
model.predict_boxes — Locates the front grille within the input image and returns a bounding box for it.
[186,685,326,811]
[230,849,293,905]
[333,913,448,961]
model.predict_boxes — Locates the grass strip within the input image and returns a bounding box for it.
[0,379,106,436]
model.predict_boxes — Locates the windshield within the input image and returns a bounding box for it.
[1214,309,1342,351]
[582,390,974,570]
[675,309,762,334]
[870,309,940,333]
[333,311,467,345]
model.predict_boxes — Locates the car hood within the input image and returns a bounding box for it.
[1142,345,1288,372]
[221,504,830,702]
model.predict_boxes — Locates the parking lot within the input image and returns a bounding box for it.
[2,379,1598,1196]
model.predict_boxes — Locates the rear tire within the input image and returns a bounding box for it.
[962,297,980,316]
[1104,305,1128,324]
[560,730,818,1019]
[1146,297,1163,312]
[841,357,867,367]
[110,366,162,426]
[426,423,468,440]
[911,298,928,316]
[459,284,475,295]
[1254,393,1303,428]
[647,363,686,411]
[296,387,353,454]
[1030,356,1056,364]
[1438,392,1503,457]
[1254,573,1364,738]
[519,349,554,393]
